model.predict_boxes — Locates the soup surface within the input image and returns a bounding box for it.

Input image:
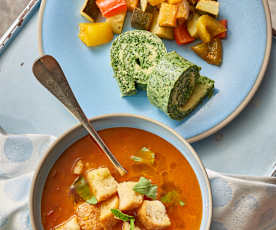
[41,127,202,230]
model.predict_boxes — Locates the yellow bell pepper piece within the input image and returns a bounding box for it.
[168,0,181,4]
[148,0,164,7]
[106,12,126,34]
[187,12,200,38]
[159,3,178,27]
[78,22,113,47]
[196,15,226,43]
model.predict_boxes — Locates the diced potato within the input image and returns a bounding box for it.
[106,12,127,34]
[80,0,100,22]
[73,160,84,175]
[148,0,164,7]
[75,203,102,230]
[126,0,139,11]
[100,196,120,229]
[122,222,141,230]
[187,12,200,38]
[138,201,171,230]
[159,3,178,27]
[117,182,144,211]
[86,168,118,202]
[196,15,226,43]
[150,10,174,40]
[55,216,80,230]
[168,0,181,5]
[176,0,190,23]
[196,0,219,17]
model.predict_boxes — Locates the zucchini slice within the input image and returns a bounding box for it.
[80,0,100,22]
[147,51,200,120]
[131,8,153,30]
[110,30,167,96]
[179,75,214,117]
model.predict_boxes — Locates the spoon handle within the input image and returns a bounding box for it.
[33,55,127,176]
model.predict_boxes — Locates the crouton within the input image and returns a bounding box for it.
[73,160,84,175]
[117,182,144,211]
[122,222,141,230]
[75,202,103,230]
[137,200,171,230]
[100,195,120,229]
[55,216,80,230]
[87,168,118,202]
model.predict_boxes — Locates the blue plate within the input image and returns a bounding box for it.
[38,0,272,142]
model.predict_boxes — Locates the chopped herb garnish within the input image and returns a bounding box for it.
[86,196,98,205]
[71,176,98,204]
[131,147,155,165]
[179,200,185,206]
[130,218,135,230]
[131,156,143,162]
[133,177,157,199]
[111,209,135,222]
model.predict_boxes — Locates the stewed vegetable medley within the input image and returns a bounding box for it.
[41,127,202,230]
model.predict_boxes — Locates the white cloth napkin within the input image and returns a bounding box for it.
[0,134,275,230]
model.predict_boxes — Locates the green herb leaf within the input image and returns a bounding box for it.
[131,156,142,162]
[130,218,135,230]
[160,190,179,204]
[86,196,98,205]
[72,176,97,204]
[179,200,185,206]
[111,209,135,222]
[133,177,157,199]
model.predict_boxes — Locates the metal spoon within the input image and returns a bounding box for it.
[32,55,127,176]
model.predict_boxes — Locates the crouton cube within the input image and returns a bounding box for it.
[159,3,178,27]
[87,168,118,202]
[122,222,141,230]
[137,200,171,230]
[100,196,120,229]
[75,203,103,230]
[55,216,80,230]
[117,182,144,211]
[73,160,84,175]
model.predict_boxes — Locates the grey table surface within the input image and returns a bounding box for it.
[0,4,276,177]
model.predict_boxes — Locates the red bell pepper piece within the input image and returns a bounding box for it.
[174,24,195,45]
[96,0,127,17]
[216,19,228,39]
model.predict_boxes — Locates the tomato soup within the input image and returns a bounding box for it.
[41,127,202,230]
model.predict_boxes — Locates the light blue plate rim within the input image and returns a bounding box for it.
[29,113,212,230]
[37,0,272,143]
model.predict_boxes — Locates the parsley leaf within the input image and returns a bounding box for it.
[86,196,98,205]
[179,200,185,206]
[133,177,157,199]
[111,209,135,222]
[130,219,135,230]
[131,156,142,162]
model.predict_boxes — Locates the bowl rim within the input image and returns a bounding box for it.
[37,0,272,143]
[29,113,212,230]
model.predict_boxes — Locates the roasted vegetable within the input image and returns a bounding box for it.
[196,0,219,17]
[150,10,174,40]
[126,0,139,11]
[191,38,222,66]
[80,0,100,22]
[187,12,200,38]
[147,51,200,120]
[180,75,214,116]
[174,24,195,45]
[78,22,113,47]
[196,15,226,43]
[140,0,148,11]
[216,19,227,39]
[96,0,127,17]
[148,0,164,7]
[110,30,167,96]
[168,0,182,5]
[106,12,127,33]
[159,3,178,27]
[176,0,190,24]
[131,8,153,30]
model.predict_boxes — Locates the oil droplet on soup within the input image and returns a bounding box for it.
[41,127,202,230]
